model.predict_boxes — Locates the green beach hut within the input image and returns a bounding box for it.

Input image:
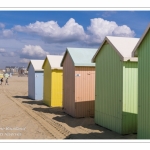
[92,36,139,135]
[132,24,150,139]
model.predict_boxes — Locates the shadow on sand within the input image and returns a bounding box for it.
[14,97,137,139]
[13,95,30,100]
[65,132,137,139]
[22,100,44,105]
[52,114,137,139]
[21,99,64,115]
[53,114,94,128]
[32,107,64,115]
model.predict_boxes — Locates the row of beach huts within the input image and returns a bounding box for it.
[27,24,150,139]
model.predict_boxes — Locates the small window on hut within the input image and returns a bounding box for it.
[75,74,81,77]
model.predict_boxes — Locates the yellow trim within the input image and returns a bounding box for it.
[51,70,63,107]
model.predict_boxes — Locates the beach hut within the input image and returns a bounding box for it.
[60,47,97,118]
[27,60,44,100]
[42,55,63,107]
[132,24,150,139]
[92,36,139,135]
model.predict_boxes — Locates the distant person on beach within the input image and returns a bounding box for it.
[5,78,9,85]
[0,78,3,85]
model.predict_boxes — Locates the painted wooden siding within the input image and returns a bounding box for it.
[137,30,150,139]
[63,53,75,117]
[51,70,63,107]
[75,67,95,117]
[35,71,43,100]
[95,43,123,134]
[43,59,52,106]
[122,62,138,134]
[28,64,35,100]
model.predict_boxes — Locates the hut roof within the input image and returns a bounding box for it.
[132,24,150,57]
[61,47,97,67]
[27,60,44,71]
[42,55,63,70]
[92,36,139,62]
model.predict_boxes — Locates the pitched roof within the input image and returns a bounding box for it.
[60,47,97,67]
[27,60,44,71]
[92,36,139,62]
[132,24,150,57]
[42,55,63,70]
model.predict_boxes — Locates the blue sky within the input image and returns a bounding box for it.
[0,11,150,69]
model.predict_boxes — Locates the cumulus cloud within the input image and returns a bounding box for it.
[0,23,5,28]
[19,58,30,64]
[112,25,135,36]
[0,29,13,38]
[14,17,135,46]
[0,48,6,53]
[86,18,135,44]
[1,51,16,57]
[14,18,86,43]
[0,22,13,38]
[2,29,13,38]
[20,45,49,59]
[10,52,16,57]
[0,48,16,57]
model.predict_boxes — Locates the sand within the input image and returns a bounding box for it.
[0,76,137,139]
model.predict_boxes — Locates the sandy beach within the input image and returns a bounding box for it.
[0,76,137,139]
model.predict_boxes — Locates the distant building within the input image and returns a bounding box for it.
[0,70,4,74]
[5,66,19,74]
[5,66,27,76]
[18,67,28,76]
[5,66,11,73]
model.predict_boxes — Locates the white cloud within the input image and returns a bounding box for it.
[0,48,17,57]
[19,58,30,64]
[9,52,16,57]
[86,18,135,44]
[0,48,6,53]
[112,25,135,37]
[0,51,16,57]
[14,17,135,46]
[14,18,86,43]
[2,29,13,38]
[20,45,49,59]
[0,23,5,28]
[0,18,136,69]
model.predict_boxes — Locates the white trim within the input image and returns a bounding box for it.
[120,57,138,62]
[27,60,44,71]
[129,57,138,62]
[43,55,63,69]
[92,36,139,62]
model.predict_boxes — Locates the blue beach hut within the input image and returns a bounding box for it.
[27,60,44,100]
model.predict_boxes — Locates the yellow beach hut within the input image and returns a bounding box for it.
[42,55,63,107]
